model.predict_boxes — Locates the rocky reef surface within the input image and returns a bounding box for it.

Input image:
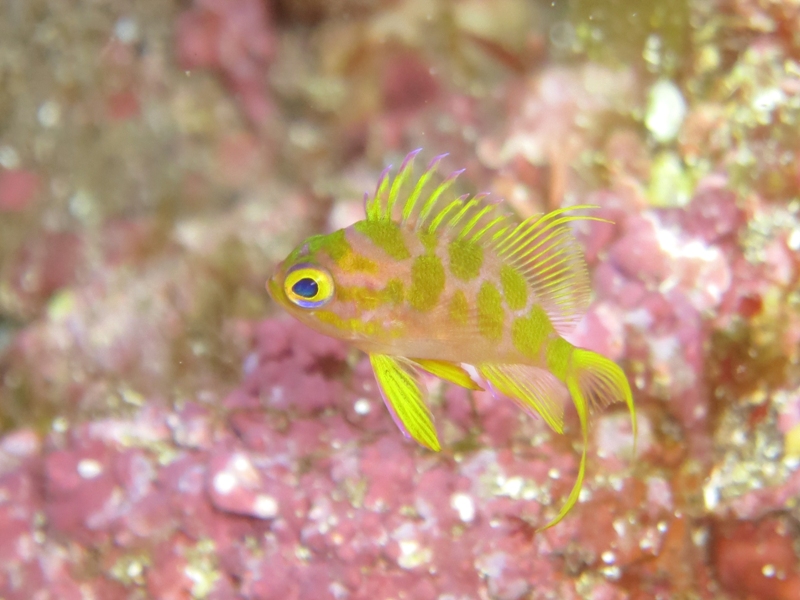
[1,1,799,598]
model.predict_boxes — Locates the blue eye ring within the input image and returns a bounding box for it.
[283,264,334,308]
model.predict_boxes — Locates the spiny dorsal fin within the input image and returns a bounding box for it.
[363,151,608,335]
[364,150,512,237]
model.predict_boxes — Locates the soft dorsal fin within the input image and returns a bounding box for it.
[362,150,608,335]
[488,207,604,335]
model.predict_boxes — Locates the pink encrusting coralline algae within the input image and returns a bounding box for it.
[1,0,800,599]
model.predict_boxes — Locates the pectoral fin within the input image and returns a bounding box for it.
[411,359,483,391]
[369,354,441,451]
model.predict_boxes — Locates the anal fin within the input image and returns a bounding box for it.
[477,363,568,434]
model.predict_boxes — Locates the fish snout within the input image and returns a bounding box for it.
[266,274,282,302]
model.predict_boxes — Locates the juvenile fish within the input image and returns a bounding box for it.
[268,150,636,529]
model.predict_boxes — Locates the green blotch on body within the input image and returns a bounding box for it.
[448,239,483,281]
[354,220,410,260]
[417,230,439,252]
[321,229,349,262]
[477,282,504,340]
[316,309,377,336]
[500,265,528,310]
[511,305,553,359]
[383,279,405,305]
[546,335,573,381]
[337,286,381,311]
[408,254,445,312]
[328,230,379,272]
[293,230,377,273]
[449,290,469,325]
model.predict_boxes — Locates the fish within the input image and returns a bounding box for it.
[267,149,636,529]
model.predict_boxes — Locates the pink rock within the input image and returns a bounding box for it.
[593,410,644,463]
[121,490,176,541]
[723,469,800,521]
[216,132,263,186]
[175,0,275,125]
[777,389,800,435]
[414,467,471,531]
[10,231,83,305]
[168,402,213,449]
[207,451,281,520]
[175,6,223,70]
[228,409,282,452]
[591,261,648,309]
[608,215,671,284]
[44,445,118,543]
[473,389,523,448]
[360,438,417,511]
[0,169,39,212]
[382,51,439,113]
[568,301,625,360]
[673,240,731,312]
[106,90,140,121]
[98,217,157,266]
[146,542,195,600]
[682,176,743,243]
[0,429,41,459]
[0,470,39,562]
[113,449,155,500]
[713,517,800,600]
[448,381,477,424]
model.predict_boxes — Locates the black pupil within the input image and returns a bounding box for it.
[292,277,319,299]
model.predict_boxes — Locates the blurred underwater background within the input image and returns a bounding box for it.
[0,0,799,598]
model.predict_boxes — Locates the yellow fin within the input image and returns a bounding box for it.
[538,348,636,531]
[412,359,483,391]
[478,364,568,434]
[491,206,607,336]
[536,370,590,531]
[362,151,510,237]
[369,354,441,451]
[538,422,587,531]
[569,348,637,452]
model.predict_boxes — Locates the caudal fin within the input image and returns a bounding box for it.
[539,348,636,530]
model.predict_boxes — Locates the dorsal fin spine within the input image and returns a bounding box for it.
[448,198,479,229]
[470,215,509,243]
[386,149,422,217]
[490,225,512,242]
[417,169,465,226]
[429,196,467,233]
[402,154,446,221]
[367,165,394,220]
[458,201,495,240]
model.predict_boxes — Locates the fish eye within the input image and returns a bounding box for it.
[292,277,318,299]
[283,264,334,308]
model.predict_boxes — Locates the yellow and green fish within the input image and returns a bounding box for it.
[267,150,636,529]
